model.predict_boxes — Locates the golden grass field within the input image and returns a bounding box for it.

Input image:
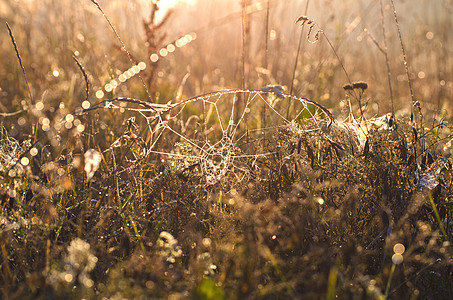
[0,0,452,298]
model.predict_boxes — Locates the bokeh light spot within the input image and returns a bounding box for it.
[176,39,184,47]
[392,253,403,265]
[150,53,159,62]
[167,44,175,53]
[96,90,104,99]
[35,101,44,111]
[30,147,38,156]
[21,157,29,166]
[393,243,405,255]
[65,114,74,123]
[138,61,146,70]
[105,83,113,92]
[160,48,169,57]
[82,101,91,109]
[18,117,26,126]
[57,168,65,176]
[77,124,85,133]
[184,34,192,43]
[64,273,73,283]
[132,65,140,74]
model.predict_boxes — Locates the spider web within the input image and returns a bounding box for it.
[100,89,334,187]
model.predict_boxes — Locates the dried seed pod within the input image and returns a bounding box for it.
[343,83,353,91]
[343,81,368,91]
[352,81,368,90]
[296,16,321,44]
[296,16,311,25]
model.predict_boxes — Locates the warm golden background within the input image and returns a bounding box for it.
[1,2,453,299]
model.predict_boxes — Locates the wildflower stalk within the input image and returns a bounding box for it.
[90,0,152,102]
[379,0,395,118]
[6,22,33,105]
[288,0,310,118]
[389,0,417,124]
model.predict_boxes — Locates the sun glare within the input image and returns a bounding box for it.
[154,0,195,17]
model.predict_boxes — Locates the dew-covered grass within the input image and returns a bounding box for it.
[0,0,452,299]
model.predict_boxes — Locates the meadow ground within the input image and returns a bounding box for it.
[0,0,452,299]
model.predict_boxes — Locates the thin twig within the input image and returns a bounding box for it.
[264,0,269,86]
[390,0,424,154]
[72,55,90,102]
[89,0,153,102]
[6,22,34,105]
[241,0,246,90]
[262,0,270,144]
[287,1,310,119]
[290,0,310,96]
[0,110,24,118]
[389,0,416,116]
[241,0,249,140]
[379,0,395,117]
[290,29,304,92]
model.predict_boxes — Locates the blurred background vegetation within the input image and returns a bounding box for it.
[1,0,451,122]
